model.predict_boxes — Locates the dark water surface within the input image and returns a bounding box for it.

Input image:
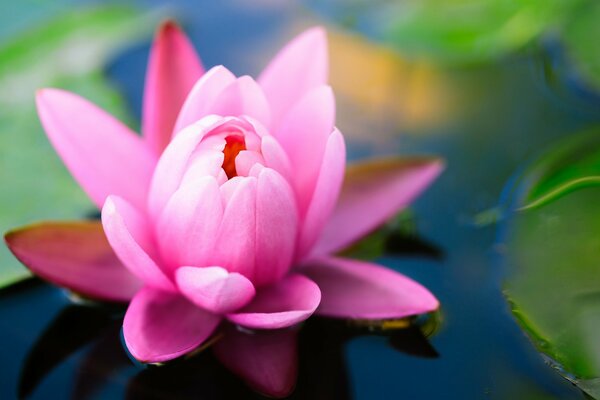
[1,0,600,399]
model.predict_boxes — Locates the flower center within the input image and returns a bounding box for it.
[222,135,246,179]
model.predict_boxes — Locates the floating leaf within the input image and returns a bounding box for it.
[382,0,600,94]
[519,128,600,210]
[387,0,576,63]
[560,1,600,91]
[501,131,600,397]
[318,0,598,94]
[0,6,155,288]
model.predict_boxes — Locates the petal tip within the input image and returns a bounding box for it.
[418,290,440,315]
[4,229,23,261]
[423,157,446,184]
[157,18,183,36]
[175,266,257,314]
[101,196,117,216]
[209,64,230,74]
[4,228,16,244]
[35,88,50,99]
[35,87,68,107]
[302,26,327,45]
[430,157,446,173]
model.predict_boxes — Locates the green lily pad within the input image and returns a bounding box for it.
[502,130,600,398]
[0,6,155,288]
[387,0,577,63]
[519,128,600,210]
[560,0,600,91]
[384,0,600,92]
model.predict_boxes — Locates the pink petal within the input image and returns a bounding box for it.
[296,129,346,260]
[226,274,321,329]
[175,266,256,314]
[123,287,220,363]
[301,257,439,319]
[258,27,328,127]
[101,196,175,292]
[209,76,271,127]
[4,221,141,302]
[253,168,298,287]
[276,86,336,216]
[219,175,245,204]
[212,177,257,279]
[173,65,236,135]
[179,150,225,187]
[213,324,298,398]
[311,157,444,256]
[156,176,223,270]
[36,89,157,211]
[142,20,204,154]
[147,116,223,218]
[235,150,265,177]
[260,135,292,180]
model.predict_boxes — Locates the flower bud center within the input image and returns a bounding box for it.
[222,134,246,179]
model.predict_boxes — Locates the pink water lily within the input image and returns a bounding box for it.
[5,22,443,396]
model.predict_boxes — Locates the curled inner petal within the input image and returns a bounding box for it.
[148,116,300,288]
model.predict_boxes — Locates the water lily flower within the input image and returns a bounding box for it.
[5,22,443,396]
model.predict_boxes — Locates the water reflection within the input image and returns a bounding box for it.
[18,285,439,399]
[19,305,118,398]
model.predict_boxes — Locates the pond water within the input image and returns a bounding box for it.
[1,0,599,399]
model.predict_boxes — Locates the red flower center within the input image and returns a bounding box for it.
[222,135,246,179]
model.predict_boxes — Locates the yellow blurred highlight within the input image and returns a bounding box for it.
[349,317,412,331]
[328,29,454,140]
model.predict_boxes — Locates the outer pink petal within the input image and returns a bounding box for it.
[101,196,175,292]
[258,27,328,127]
[226,274,321,329]
[209,76,271,128]
[300,257,439,319]
[156,176,223,270]
[213,324,298,398]
[142,21,204,154]
[276,86,335,216]
[253,168,298,287]
[173,65,236,135]
[36,89,156,211]
[176,266,256,314]
[311,157,444,257]
[4,221,141,302]
[123,287,221,363]
[297,129,346,260]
